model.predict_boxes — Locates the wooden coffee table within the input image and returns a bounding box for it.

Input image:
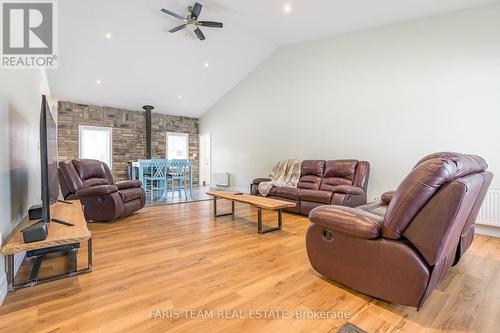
[206,191,296,234]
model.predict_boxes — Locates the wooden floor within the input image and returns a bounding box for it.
[1,200,499,333]
[146,185,212,206]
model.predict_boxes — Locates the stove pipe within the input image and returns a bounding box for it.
[143,105,154,159]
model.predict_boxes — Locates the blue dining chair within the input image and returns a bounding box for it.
[138,159,152,191]
[167,159,188,200]
[144,159,168,201]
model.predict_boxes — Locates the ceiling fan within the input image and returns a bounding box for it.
[161,2,223,41]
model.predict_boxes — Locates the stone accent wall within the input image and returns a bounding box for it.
[58,101,199,183]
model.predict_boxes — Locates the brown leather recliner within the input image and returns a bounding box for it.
[251,160,370,215]
[306,152,492,309]
[59,159,146,222]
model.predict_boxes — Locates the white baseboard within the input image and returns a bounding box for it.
[475,225,500,238]
[0,252,26,305]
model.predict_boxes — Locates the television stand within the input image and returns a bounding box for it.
[1,200,92,291]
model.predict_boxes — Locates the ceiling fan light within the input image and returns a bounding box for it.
[161,2,222,41]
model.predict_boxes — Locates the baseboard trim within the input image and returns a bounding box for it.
[0,251,26,305]
[475,225,500,238]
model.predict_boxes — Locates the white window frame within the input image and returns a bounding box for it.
[166,132,189,161]
[78,125,113,168]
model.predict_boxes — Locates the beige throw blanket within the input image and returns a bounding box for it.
[258,159,303,197]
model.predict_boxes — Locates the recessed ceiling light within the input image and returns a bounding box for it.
[178,95,182,99]
[204,62,209,68]
[283,4,292,14]
[105,33,112,39]
[96,80,101,85]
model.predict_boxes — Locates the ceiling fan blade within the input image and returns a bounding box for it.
[161,8,185,20]
[169,24,187,33]
[198,21,223,28]
[194,27,206,40]
[191,2,202,20]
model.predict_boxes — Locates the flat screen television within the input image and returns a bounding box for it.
[40,95,60,222]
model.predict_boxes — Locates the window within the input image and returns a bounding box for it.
[79,125,113,167]
[166,132,189,160]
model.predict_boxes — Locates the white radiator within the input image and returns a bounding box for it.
[477,189,500,228]
[213,172,229,187]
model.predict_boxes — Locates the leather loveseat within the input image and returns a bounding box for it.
[251,160,370,215]
[59,159,146,222]
[306,152,492,308]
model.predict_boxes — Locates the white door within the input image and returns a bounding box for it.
[199,133,211,186]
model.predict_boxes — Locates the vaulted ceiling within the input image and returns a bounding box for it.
[47,0,499,117]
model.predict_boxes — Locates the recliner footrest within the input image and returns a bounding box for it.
[119,188,143,203]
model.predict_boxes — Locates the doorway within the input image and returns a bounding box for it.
[199,133,211,186]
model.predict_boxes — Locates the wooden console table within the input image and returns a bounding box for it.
[207,191,296,234]
[1,200,92,291]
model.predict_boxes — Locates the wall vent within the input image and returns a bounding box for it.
[213,172,229,187]
[477,189,500,228]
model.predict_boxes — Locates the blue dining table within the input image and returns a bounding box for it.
[131,160,193,197]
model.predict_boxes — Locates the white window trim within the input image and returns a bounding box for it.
[166,132,189,161]
[78,125,113,168]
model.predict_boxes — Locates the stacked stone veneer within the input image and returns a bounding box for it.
[58,101,199,183]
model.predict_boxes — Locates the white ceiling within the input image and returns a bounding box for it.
[48,0,499,117]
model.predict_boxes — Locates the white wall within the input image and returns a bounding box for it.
[0,69,47,303]
[200,4,500,199]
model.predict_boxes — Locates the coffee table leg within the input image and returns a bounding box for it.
[213,196,217,216]
[258,208,283,234]
[213,197,235,217]
[88,237,93,270]
[258,208,262,233]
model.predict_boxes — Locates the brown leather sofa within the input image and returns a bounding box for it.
[59,159,146,222]
[251,160,370,215]
[306,152,492,309]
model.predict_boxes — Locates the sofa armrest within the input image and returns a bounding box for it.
[330,185,364,195]
[76,185,118,197]
[381,191,395,204]
[309,206,383,239]
[115,180,142,190]
[252,177,271,185]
